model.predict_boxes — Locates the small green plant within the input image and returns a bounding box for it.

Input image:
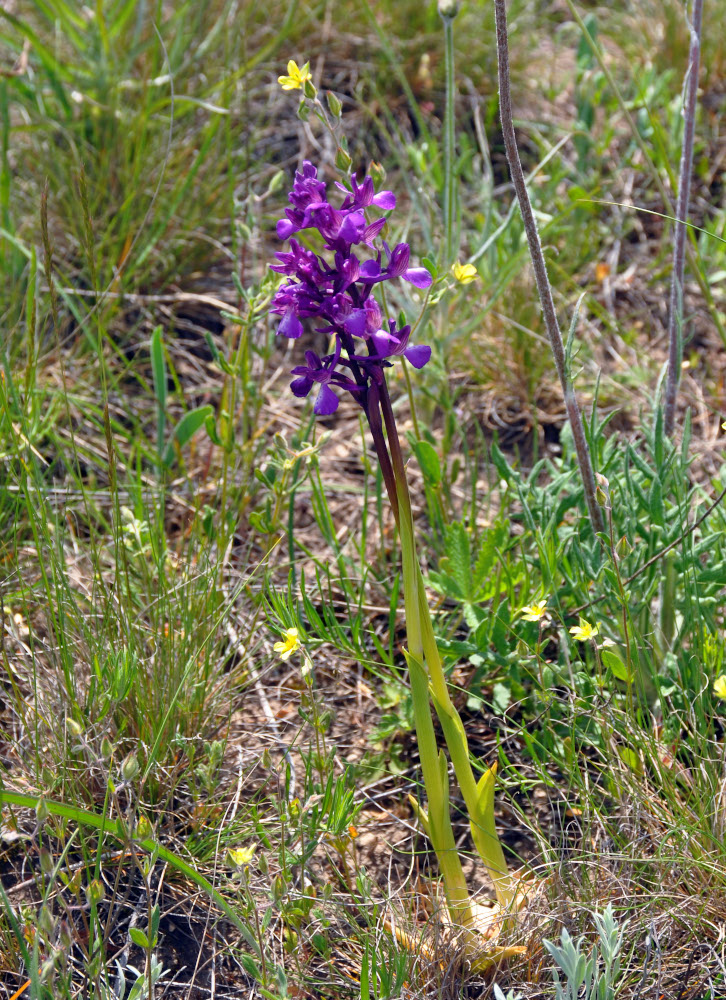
[543,904,626,1000]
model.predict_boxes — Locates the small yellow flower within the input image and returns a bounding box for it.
[569,619,599,642]
[452,261,478,284]
[520,600,548,622]
[274,627,300,660]
[714,675,726,700]
[227,844,257,868]
[278,60,312,92]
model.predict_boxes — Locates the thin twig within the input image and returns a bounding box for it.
[493,0,604,534]
[664,0,705,437]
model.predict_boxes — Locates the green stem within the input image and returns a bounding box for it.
[378,379,513,908]
[366,386,472,927]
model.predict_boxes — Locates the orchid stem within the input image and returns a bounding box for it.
[378,379,513,909]
[365,382,474,927]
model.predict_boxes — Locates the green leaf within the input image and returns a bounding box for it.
[602,649,632,683]
[490,440,512,484]
[412,439,441,485]
[205,413,222,447]
[0,790,256,947]
[150,326,166,460]
[442,522,472,601]
[492,682,511,713]
[618,745,643,775]
[648,476,664,527]
[473,529,497,592]
[162,405,214,467]
[240,953,262,981]
[129,927,149,949]
[421,256,438,279]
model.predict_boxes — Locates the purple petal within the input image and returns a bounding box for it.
[303,350,322,368]
[372,190,396,210]
[314,383,339,415]
[371,330,397,356]
[359,260,383,282]
[278,308,303,339]
[387,243,410,276]
[403,345,431,369]
[362,218,386,244]
[290,376,314,398]
[344,309,368,337]
[276,218,296,240]
[402,267,433,289]
[338,210,366,244]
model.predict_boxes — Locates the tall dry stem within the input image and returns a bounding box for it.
[664,0,704,437]
[493,0,603,535]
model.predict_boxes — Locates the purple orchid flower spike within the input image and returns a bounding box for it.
[269,160,433,416]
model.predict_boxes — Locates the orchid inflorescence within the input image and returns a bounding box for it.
[270,161,433,416]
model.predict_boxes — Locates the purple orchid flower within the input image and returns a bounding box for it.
[289,342,362,415]
[368,322,432,369]
[359,242,433,289]
[270,161,433,414]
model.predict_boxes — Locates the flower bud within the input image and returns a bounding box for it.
[121,752,139,782]
[272,873,287,900]
[35,797,49,823]
[438,0,460,17]
[615,534,630,559]
[136,815,153,840]
[86,879,105,905]
[66,717,83,738]
[369,161,386,185]
[335,146,352,172]
[268,169,286,195]
[302,78,318,100]
[595,473,610,507]
[38,906,56,937]
[326,91,342,118]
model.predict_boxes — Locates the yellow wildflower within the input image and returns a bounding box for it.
[714,675,726,700]
[452,261,478,284]
[227,845,257,868]
[274,627,300,660]
[278,60,312,92]
[569,620,599,642]
[520,600,548,622]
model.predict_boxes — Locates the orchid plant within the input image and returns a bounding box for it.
[268,91,522,954]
